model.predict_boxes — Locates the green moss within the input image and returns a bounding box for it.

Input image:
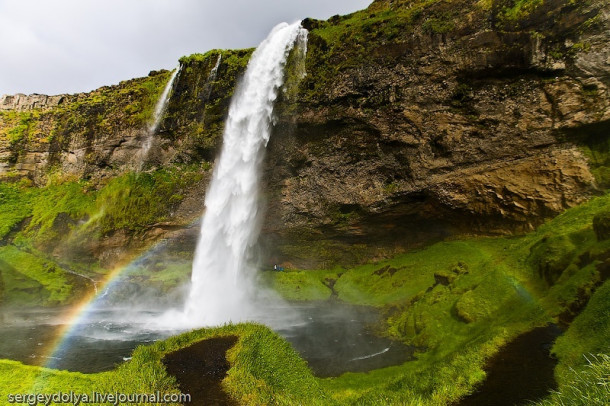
[0,324,329,406]
[0,164,206,306]
[0,182,33,239]
[422,14,455,34]
[497,0,544,23]
[0,246,72,305]
[95,167,202,233]
[547,281,610,405]
[333,241,490,307]
[25,180,95,245]
[553,279,610,366]
[260,269,336,301]
[527,234,577,285]
[593,210,610,241]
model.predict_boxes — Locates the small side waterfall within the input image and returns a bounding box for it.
[176,22,308,326]
[205,54,222,98]
[149,66,181,135]
[138,66,181,169]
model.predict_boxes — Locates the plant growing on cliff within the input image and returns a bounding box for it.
[497,0,544,24]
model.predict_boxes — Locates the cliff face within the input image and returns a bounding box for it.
[0,49,252,184]
[262,0,610,266]
[0,0,609,271]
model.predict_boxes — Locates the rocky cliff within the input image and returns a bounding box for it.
[0,0,609,273]
[261,0,610,266]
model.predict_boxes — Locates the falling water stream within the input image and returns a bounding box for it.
[177,21,308,326]
[138,65,181,168]
[149,65,181,135]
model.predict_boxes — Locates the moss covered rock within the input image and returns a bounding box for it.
[528,234,578,285]
[593,210,610,241]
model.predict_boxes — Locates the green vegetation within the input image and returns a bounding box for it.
[0,246,72,305]
[552,279,610,384]
[261,269,336,301]
[95,166,203,233]
[267,192,610,404]
[497,0,544,23]
[0,324,328,406]
[537,353,610,406]
[0,181,33,239]
[0,72,171,165]
[6,190,606,403]
[0,165,207,305]
[0,111,36,146]
[162,48,254,157]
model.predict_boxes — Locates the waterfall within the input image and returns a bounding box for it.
[138,66,181,169]
[179,21,307,326]
[206,54,222,97]
[149,65,181,135]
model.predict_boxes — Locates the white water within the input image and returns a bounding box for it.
[149,66,181,135]
[138,66,181,169]
[163,22,308,327]
[207,54,222,90]
[350,347,390,361]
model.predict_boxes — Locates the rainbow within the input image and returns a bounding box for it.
[35,235,186,371]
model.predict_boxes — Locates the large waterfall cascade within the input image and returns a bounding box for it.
[173,22,308,326]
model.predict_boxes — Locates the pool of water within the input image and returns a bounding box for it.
[0,302,415,376]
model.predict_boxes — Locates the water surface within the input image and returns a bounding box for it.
[0,303,415,376]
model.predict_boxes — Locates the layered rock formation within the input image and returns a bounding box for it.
[256,0,608,265]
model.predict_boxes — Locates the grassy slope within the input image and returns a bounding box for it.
[0,324,328,406]
[0,165,206,306]
[266,192,610,404]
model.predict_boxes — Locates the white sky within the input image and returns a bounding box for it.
[0,0,372,96]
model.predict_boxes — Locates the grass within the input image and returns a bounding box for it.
[0,165,207,306]
[95,166,203,234]
[0,246,73,305]
[551,279,610,382]
[0,324,328,406]
[0,193,608,404]
[266,192,610,404]
[536,353,610,406]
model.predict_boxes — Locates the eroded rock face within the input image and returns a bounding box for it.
[260,0,610,265]
[0,94,74,111]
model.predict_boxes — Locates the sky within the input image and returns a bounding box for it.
[0,0,372,96]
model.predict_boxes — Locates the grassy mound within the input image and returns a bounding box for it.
[0,324,328,406]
